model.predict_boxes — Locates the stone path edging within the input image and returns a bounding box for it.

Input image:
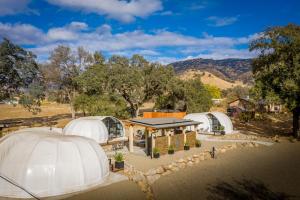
[123,141,261,200]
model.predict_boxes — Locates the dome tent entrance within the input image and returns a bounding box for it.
[63,116,125,144]
[184,112,233,134]
[0,130,109,198]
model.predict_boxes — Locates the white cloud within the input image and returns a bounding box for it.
[0,0,37,16]
[0,23,45,45]
[188,4,205,10]
[46,0,163,22]
[0,22,257,63]
[206,16,238,27]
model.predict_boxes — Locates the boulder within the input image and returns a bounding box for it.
[177,158,186,163]
[145,168,157,176]
[132,173,145,182]
[171,166,179,172]
[137,181,148,192]
[162,170,172,176]
[187,161,193,167]
[178,163,186,169]
[147,174,161,185]
[155,166,165,174]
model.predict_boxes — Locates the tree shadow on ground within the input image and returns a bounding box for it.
[207,179,293,200]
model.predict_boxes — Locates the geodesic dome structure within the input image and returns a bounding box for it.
[184,112,233,134]
[63,116,125,143]
[0,130,109,198]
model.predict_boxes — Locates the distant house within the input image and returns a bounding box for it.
[257,100,283,113]
[227,98,255,117]
[228,98,283,117]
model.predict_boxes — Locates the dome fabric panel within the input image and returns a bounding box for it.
[63,118,109,143]
[184,113,211,133]
[0,131,109,198]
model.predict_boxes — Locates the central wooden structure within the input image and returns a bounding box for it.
[126,118,201,157]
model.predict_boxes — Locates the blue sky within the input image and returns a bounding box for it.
[0,0,299,63]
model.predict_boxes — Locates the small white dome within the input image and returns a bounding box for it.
[63,117,109,143]
[0,131,109,198]
[184,112,233,134]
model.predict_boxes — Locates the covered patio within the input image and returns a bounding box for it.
[125,118,201,158]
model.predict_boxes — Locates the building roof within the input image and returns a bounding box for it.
[128,117,201,129]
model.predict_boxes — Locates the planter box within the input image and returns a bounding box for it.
[184,146,190,150]
[153,153,160,158]
[168,149,175,154]
[115,161,124,169]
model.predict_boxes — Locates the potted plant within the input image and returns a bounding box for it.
[219,125,225,135]
[184,142,190,150]
[114,152,124,169]
[153,147,160,158]
[195,139,201,148]
[168,145,175,154]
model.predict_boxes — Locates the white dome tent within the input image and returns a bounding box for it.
[63,116,125,144]
[184,112,233,134]
[0,130,109,198]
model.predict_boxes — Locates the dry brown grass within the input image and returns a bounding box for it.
[179,69,245,90]
[0,103,74,133]
[233,113,293,137]
[0,103,70,120]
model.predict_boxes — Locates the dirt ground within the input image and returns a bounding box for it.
[233,113,293,137]
[152,142,300,200]
[63,181,146,200]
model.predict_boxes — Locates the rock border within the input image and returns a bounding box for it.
[123,142,260,200]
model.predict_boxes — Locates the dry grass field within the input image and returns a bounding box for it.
[0,103,74,134]
[179,69,245,90]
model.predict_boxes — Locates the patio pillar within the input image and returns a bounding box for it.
[193,125,197,133]
[129,125,134,153]
[183,127,187,144]
[145,128,148,155]
[151,131,155,158]
[167,131,171,146]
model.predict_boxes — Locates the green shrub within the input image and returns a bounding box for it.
[168,145,174,151]
[184,142,189,147]
[219,125,225,131]
[153,147,160,154]
[195,139,201,146]
[114,152,124,162]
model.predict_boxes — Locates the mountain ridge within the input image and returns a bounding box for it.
[169,58,253,84]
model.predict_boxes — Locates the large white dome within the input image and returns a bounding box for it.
[63,117,109,143]
[0,131,109,198]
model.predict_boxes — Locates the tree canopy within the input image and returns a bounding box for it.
[0,38,44,113]
[76,54,175,118]
[155,78,212,113]
[250,24,300,137]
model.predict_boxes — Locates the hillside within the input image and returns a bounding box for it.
[170,58,253,84]
[178,70,245,90]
